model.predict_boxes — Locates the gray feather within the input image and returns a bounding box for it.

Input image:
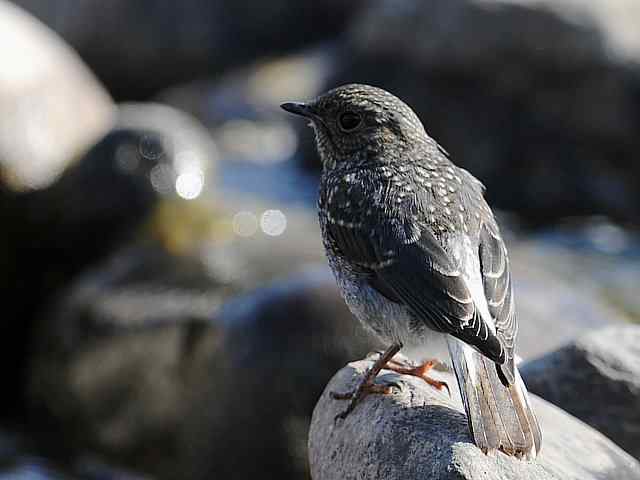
[448,337,542,459]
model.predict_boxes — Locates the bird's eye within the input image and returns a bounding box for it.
[338,112,362,132]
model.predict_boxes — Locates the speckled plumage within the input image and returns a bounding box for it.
[282,84,541,459]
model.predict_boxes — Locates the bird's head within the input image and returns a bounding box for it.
[281,84,427,170]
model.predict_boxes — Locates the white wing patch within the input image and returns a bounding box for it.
[456,234,496,336]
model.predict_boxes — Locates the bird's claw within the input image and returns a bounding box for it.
[431,379,451,397]
[331,382,398,424]
[330,390,354,400]
[365,349,386,359]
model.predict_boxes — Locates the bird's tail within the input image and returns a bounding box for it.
[447,337,542,460]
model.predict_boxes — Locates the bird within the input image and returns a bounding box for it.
[281,84,542,460]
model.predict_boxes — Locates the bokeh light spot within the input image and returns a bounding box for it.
[260,209,287,236]
[232,211,258,237]
[149,164,174,195]
[175,171,204,200]
[139,134,164,160]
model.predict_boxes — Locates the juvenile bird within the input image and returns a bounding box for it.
[281,84,542,459]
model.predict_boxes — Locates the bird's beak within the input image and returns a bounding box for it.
[280,102,314,118]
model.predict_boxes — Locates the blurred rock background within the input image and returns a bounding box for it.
[1,0,639,478]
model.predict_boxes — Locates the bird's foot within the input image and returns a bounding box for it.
[330,381,398,422]
[331,343,402,422]
[385,358,451,396]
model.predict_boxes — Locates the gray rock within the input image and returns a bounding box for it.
[29,263,376,480]
[0,0,113,418]
[522,325,640,460]
[304,0,640,226]
[28,244,232,479]
[309,355,640,480]
[177,268,377,480]
[0,101,216,419]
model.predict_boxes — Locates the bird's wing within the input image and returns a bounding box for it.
[478,220,517,382]
[325,211,506,364]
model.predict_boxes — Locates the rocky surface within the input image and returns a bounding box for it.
[299,0,640,226]
[309,355,640,480]
[10,0,367,99]
[522,325,640,460]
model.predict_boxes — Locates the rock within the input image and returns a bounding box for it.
[303,0,640,226]
[0,0,114,418]
[309,355,640,480]
[0,102,216,419]
[24,102,216,256]
[0,0,114,193]
[11,0,367,99]
[28,243,232,479]
[162,268,377,480]
[29,263,376,480]
[521,325,640,460]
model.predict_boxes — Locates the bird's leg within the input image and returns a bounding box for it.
[330,343,402,422]
[385,358,451,396]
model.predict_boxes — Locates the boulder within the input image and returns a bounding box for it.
[302,0,640,226]
[29,264,376,480]
[0,0,113,418]
[0,0,114,193]
[28,243,232,479]
[178,269,377,480]
[1,102,216,419]
[522,325,640,460]
[309,355,640,480]
[23,102,216,257]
